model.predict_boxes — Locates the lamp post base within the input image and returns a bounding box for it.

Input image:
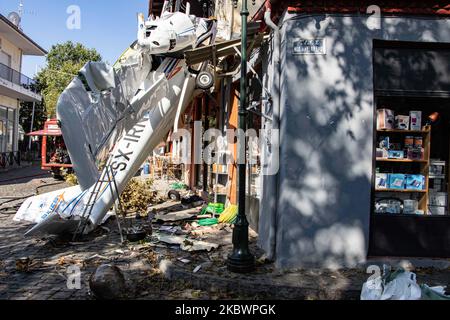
[227,248,255,274]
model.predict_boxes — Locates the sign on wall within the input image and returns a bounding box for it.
[293,39,326,55]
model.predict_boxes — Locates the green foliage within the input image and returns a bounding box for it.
[19,101,46,134]
[120,178,155,215]
[37,41,102,117]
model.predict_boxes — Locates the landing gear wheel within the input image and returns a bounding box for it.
[168,190,181,201]
[196,71,214,90]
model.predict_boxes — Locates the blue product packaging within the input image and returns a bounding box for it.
[389,174,406,190]
[406,175,425,190]
[388,150,405,159]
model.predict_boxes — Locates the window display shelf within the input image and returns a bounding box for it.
[376,158,428,163]
[375,188,427,193]
[375,212,449,218]
[377,128,430,134]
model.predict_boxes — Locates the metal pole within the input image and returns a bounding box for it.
[28,102,36,151]
[227,0,255,273]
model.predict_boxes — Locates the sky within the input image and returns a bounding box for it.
[2,0,149,77]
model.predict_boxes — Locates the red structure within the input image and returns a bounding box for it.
[28,119,73,177]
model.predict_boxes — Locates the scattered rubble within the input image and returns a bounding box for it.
[89,264,127,300]
[155,208,197,222]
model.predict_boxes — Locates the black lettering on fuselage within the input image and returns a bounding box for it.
[115,149,133,162]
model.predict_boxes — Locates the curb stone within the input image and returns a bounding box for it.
[159,260,361,300]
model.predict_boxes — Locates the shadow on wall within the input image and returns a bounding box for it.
[269,14,445,269]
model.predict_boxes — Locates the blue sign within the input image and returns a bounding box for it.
[293,39,326,55]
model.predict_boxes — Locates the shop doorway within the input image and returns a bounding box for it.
[369,40,450,258]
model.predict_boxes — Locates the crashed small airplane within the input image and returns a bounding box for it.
[14,2,216,237]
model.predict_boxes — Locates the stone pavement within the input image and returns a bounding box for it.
[1,165,449,300]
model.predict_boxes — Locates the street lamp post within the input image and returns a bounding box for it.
[227,0,255,274]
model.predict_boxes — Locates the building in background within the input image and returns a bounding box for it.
[0,13,46,168]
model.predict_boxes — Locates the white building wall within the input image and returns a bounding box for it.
[259,14,450,269]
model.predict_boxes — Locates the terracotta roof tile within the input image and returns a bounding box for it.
[287,1,450,16]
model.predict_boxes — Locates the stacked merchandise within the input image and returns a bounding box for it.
[374,198,421,215]
[376,172,426,191]
[428,160,448,216]
[377,109,422,131]
[376,109,424,160]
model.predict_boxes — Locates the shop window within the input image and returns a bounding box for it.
[370,40,450,258]
[0,106,16,153]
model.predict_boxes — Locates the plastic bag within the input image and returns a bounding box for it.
[361,267,421,300]
[380,270,421,300]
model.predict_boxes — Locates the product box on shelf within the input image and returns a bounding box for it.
[414,136,423,148]
[376,148,388,158]
[429,178,444,192]
[406,175,426,191]
[389,174,406,190]
[407,148,424,160]
[403,199,419,214]
[388,150,405,159]
[428,206,447,216]
[377,109,395,130]
[410,111,422,131]
[429,192,448,206]
[375,198,402,214]
[395,115,410,130]
[376,173,388,189]
[429,160,445,176]
[404,136,414,148]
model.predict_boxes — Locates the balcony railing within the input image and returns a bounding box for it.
[0,151,21,169]
[0,62,38,93]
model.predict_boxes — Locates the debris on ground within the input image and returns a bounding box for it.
[200,203,224,216]
[157,235,219,252]
[64,173,78,186]
[170,183,188,190]
[120,178,155,216]
[15,257,32,273]
[218,205,238,224]
[361,266,450,300]
[181,195,205,207]
[155,208,198,222]
[124,225,148,242]
[89,264,127,300]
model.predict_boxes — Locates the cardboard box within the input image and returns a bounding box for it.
[404,136,414,148]
[414,136,423,148]
[377,109,394,130]
[410,111,422,131]
[388,150,405,159]
[406,175,426,190]
[429,160,445,175]
[429,192,448,206]
[407,148,424,160]
[428,206,447,216]
[376,173,388,189]
[376,148,388,158]
[389,174,406,190]
[403,200,418,214]
[395,115,410,130]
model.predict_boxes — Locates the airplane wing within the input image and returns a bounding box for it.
[56,49,152,190]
